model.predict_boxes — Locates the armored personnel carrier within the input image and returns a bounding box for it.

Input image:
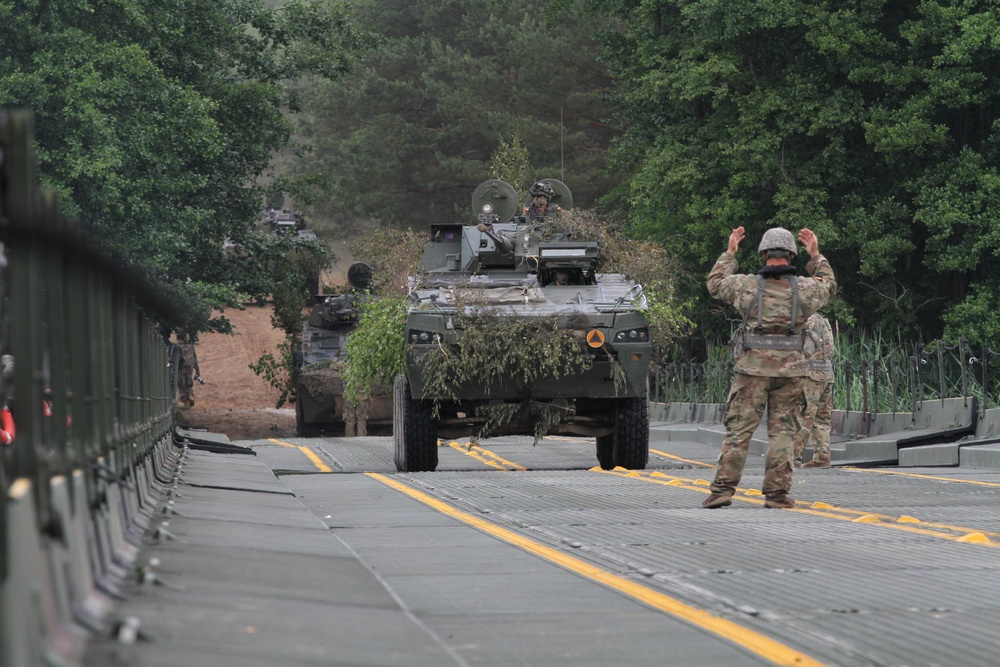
[394,179,652,471]
[294,264,392,436]
[263,208,307,234]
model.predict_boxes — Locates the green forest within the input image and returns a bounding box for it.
[3,0,1000,353]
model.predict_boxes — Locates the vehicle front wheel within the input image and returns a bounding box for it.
[295,398,322,438]
[393,374,438,472]
[596,434,614,470]
[612,392,649,470]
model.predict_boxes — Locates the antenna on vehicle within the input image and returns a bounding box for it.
[560,106,564,182]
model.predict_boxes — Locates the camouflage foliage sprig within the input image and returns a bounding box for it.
[342,295,408,402]
[536,208,693,362]
[417,310,588,408]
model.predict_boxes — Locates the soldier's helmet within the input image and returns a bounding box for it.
[529,181,555,199]
[757,227,797,257]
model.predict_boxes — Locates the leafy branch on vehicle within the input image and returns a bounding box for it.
[415,310,587,410]
[342,295,409,403]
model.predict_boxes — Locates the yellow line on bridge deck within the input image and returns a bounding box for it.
[367,471,829,667]
[268,438,332,472]
[649,448,715,468]
[600,469,999,546]
[448,441,527,470]
[843,466,1000,488]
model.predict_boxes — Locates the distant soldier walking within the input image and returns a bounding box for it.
[173,330,202,408]
[703,226,836,509]
[793,312,836,468]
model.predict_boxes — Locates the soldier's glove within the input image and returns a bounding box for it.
[195,375,206,385]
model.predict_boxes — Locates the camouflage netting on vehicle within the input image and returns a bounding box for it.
[298,366,346,397]
[414,306,627,442]
[530,208,611,251]
[539,209,692,362]
[416,312,589,409]
[300,365,393,397]
[435,284,546,305]
[423,308,589,400]
[415,307,626,442]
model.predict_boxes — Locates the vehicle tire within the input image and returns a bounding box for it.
[612,392,649,470]
[393,374,438,472]
[295,399,322,438]
[595,434,614,470]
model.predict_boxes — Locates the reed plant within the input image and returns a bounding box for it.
[657,326,1000,413]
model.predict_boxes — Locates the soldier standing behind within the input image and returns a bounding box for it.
[174,330,201,408]
[793,312,836,468]
[703,226,836,509]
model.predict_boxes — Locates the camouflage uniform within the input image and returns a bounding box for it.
[523,201,562,222]
[792,313,835,466]
[175,342,200,407]
[524,181,561,221]
[343,390,369,437]
[707,251,836,501]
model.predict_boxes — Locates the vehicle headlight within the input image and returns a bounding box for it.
[614,328,649,342]
[408,330,441,344]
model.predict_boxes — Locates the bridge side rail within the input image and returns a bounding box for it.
[1,111,181,666]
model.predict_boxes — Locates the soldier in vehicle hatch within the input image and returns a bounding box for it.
[702,226,836,510]
[523,181,561,222]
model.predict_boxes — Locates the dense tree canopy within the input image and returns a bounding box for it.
[590,0,1000,347]
[294,0,622,228]
[6,0,1000,350]
[0,0,372,331]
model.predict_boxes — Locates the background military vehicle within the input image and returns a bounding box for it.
[394,179,652,472]
[294,263,392,436]
[263,208,307,233]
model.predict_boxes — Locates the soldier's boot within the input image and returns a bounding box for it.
[702,493,733,509]
[802,460,830,469]
[763,494,796,509]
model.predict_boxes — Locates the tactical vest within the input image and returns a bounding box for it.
[738,275,807,352]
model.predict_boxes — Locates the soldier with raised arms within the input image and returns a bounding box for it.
[703,226,836,509]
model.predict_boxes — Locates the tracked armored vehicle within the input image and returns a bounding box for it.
[294,264,392,437]
[394,179,652,472]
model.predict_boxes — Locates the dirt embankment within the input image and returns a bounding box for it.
[175,305,297,441]
[176,240,362,441]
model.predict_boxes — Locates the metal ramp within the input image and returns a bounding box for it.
[174,426,255,455]
[652,397,990,468]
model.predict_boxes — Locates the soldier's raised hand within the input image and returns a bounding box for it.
[727,227,745,255]
[798,228,819,257]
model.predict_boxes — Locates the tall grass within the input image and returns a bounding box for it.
[655,328,1000,413]
[834,332,1000,413]
[651,343,732,404]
